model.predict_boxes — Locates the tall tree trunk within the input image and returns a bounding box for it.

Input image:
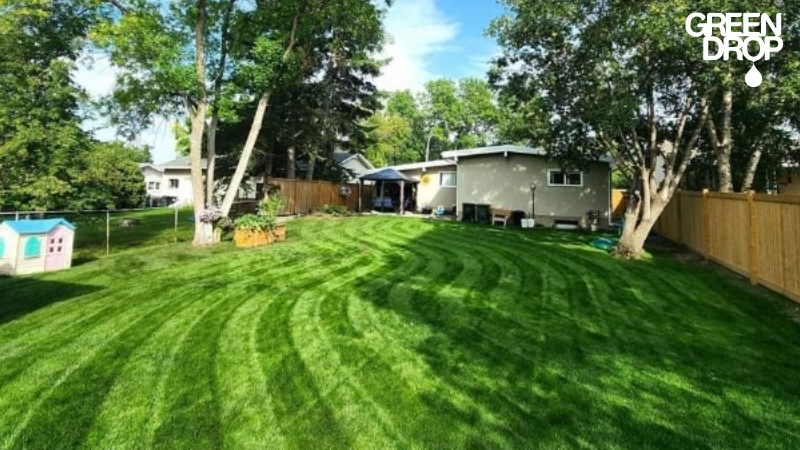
[707,89,734,193]
[740,148,763,192]
[217,5,303,218]
[306,154,315,181]
[219,92,271,217]
[287,145,296,179]
[205,116,217,207]
[190,0,214,246]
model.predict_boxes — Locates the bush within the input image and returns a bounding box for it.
[317,204,348,215]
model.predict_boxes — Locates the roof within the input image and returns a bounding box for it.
[333,152,375,170]
[387,159,457,172]
[360,168,419,183]
[441,145,613,163]
[2,218,76,235]
[140,157,209,172]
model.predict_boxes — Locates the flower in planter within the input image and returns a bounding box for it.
[199,208,223,224]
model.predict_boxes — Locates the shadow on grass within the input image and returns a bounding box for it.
[353,220,800,448]
[0,277,103,325]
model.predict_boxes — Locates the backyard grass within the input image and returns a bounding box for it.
[1,216,800,449]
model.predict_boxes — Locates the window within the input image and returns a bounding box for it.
[548,170,583,187]
[440,171,457,188]
[0,237,5,259]
[169,179,179,189]
[24,237,40,259]
[148,181,161,191]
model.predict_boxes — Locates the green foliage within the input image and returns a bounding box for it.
[317,204,348,215]
[232,213,274,231]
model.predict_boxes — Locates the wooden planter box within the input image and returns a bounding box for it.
[233,229,274,248]
[272,224,287,242]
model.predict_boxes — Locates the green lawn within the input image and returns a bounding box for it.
[2,216,800,449]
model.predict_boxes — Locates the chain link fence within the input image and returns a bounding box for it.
[0,207,196,262]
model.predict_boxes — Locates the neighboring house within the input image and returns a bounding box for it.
[0,218,75,276]
[384,159,458,211]
[333,152,375,182]
[141,154,373,207]
[140,157,208,207]
[440,145,612,227]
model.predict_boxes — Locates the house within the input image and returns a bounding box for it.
[382,145,612,227]
[333,152,375,182]
[441,145,612,227]
[139,157,208,207]
[0,218,76,275]
[380,159,458,212]
[141,153,374,207]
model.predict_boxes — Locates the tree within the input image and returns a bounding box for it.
[66,141,147,210]
[0,0,103,211]
[490,0,800,258]
[96,0,388,245]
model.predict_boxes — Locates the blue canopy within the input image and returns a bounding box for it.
[2,218,76,235]
[359,168,418,183]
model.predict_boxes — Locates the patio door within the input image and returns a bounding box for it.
[45,227,67,271]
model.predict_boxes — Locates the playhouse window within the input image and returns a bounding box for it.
[0,237,5,258]
[24,237,41,259]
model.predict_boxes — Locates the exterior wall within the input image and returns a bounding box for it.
[401,167,458,210]
[779,170,800,195]
[0,228,19,275]
[141,166,164,200]
[457,154,611,227]
[13,234,47,275]
[161,169,196,206]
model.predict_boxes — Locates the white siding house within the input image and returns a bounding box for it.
[140,157,207,207]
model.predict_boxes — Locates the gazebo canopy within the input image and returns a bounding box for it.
[359,168,418,183]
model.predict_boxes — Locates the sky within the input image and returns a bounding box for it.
[75,0,506,164]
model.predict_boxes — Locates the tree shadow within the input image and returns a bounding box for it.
[351,220,800,448]
[0,276,103,326]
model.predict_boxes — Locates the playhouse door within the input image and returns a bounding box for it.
[45,228,67,271]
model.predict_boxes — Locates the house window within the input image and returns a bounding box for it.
[148,181,161,191]
[169,179,179,189]
[440,172,457,188]
[548,170,583,187]
[24,237,40,259]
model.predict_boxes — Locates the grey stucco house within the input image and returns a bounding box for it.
[440,145,612,227]
[382,145,611,226]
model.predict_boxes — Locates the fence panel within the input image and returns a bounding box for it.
[656,191,800,304]
[680,193,705,254]
[707,194,750,276]
[611,189,628,219]
[267,178,370,214]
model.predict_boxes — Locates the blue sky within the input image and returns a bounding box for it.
[75,0,507,163]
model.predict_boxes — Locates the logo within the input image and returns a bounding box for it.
[685,13,783,87]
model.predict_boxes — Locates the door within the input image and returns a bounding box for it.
[45,227,68,271]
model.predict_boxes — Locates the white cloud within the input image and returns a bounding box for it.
[74,54,177,164]
[375,0,459,92]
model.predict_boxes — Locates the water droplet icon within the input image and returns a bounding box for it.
[745,65,763,87]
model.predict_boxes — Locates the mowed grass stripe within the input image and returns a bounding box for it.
[2,216,800,448]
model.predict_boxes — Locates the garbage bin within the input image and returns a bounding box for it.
[475,203,491,224]
[462,203,476,223]
[511,210,526,227]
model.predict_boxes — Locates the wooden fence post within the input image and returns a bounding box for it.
[702,189,710,259]
[747,190,759,286]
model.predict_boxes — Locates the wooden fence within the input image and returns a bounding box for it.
[655,190,800,303]
[267,178,373,215]
[611,189,628,219]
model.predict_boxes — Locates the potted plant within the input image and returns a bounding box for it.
[232,213,274,248]
[232,195,286,248]
[521,213,535,228]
